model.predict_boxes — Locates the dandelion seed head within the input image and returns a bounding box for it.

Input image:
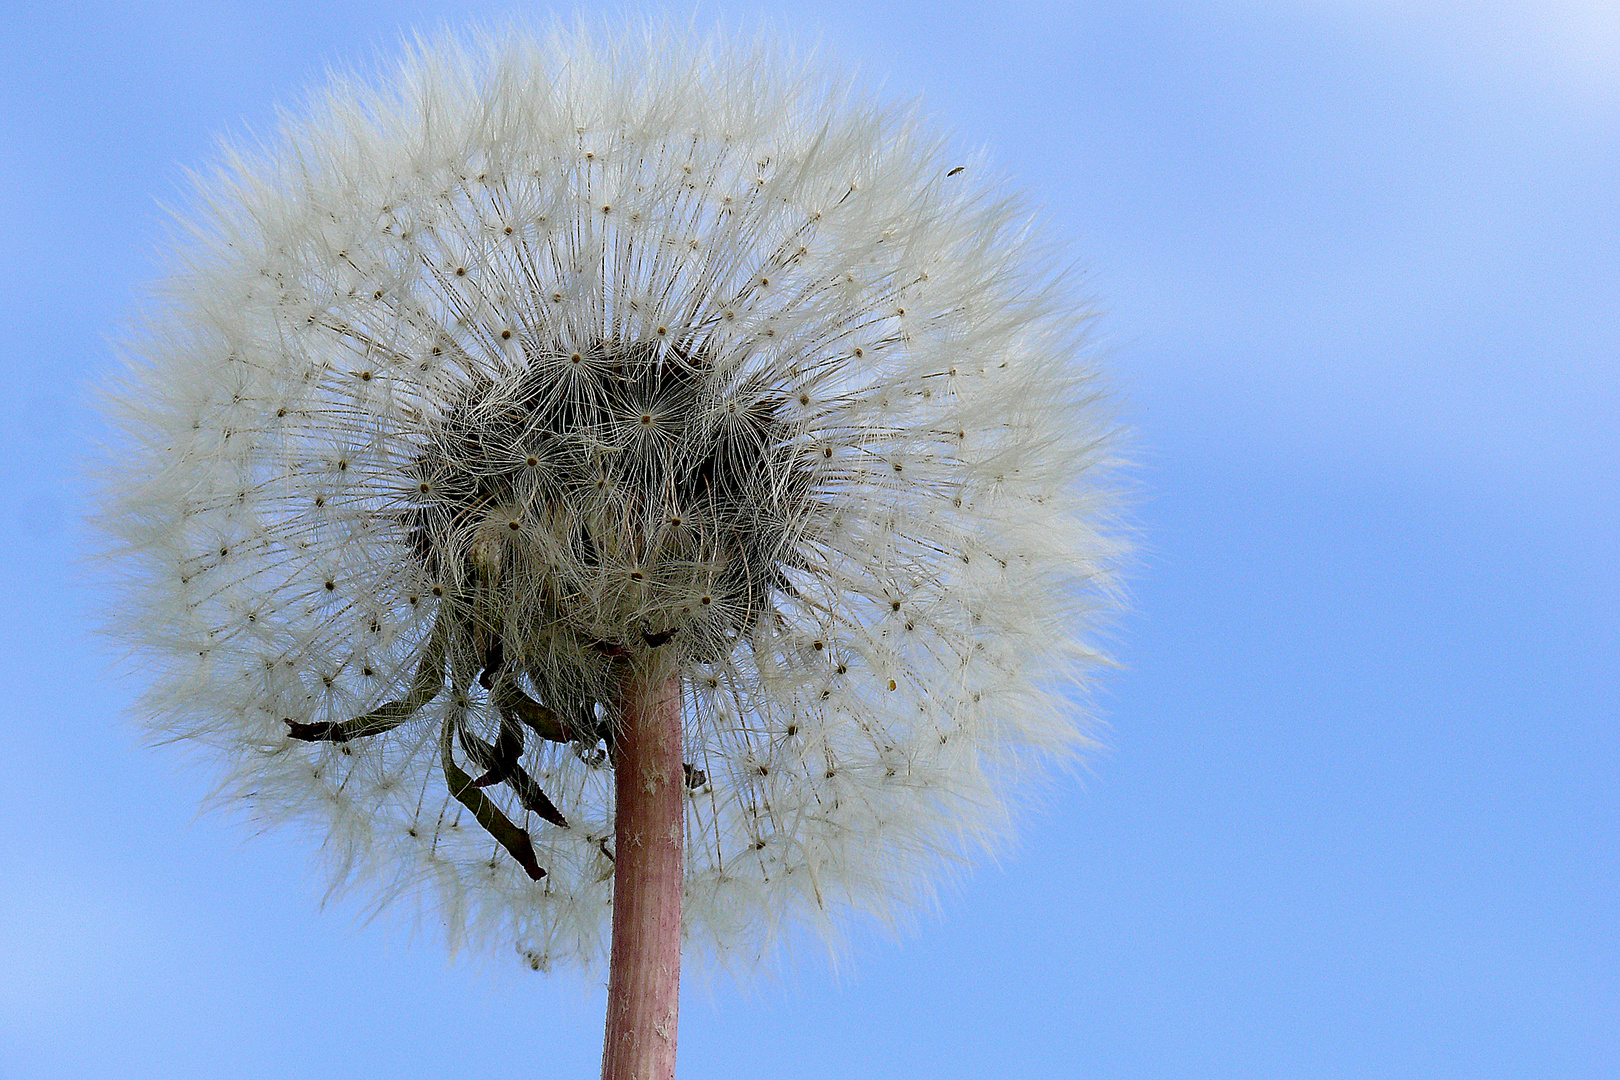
[97,22,1126,971]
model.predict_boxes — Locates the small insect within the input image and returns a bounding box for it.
[946,166,965,177]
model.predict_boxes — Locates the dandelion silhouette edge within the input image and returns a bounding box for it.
[99,25,1127,971]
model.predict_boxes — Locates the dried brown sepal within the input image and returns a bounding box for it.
[287,619,447,743]
[459,711,572,829]
[641,627,678,648]
[463,711,525,786]
[440,712,546,881]
[494,681,572,743]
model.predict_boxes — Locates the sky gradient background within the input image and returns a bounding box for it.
[3,2,1615,1077]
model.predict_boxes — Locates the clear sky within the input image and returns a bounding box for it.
[3,2,1615,1077]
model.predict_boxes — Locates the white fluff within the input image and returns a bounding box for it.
[97,21,1127,971]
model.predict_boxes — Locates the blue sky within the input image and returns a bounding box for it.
[3,2,1614,1077]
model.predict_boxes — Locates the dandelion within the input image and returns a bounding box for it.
[98,21,1125,1080]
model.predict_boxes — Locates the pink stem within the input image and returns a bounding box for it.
[601,669,684,1080]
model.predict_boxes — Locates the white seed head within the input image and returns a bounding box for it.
[97,23,1127,970]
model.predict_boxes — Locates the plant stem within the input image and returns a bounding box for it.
[601,667,684,1080]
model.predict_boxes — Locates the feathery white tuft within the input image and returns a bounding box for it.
[98,23,1126,970]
